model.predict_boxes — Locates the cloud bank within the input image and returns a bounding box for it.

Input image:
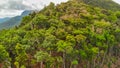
[113,0,120,4]
[0,0,31,10]
[0,0,68,18]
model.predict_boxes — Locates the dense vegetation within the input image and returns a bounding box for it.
[0,0,120,68]
[82,0,120,11]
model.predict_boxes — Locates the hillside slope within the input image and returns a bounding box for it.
[1,0,119,30]
[0,0,119,68]
[82,0,120,11]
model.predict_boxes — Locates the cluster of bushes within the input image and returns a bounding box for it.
[0,0,119,68]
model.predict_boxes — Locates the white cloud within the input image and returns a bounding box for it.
[0,0,31,10]
[113,0,120,4]
[0,10,23,18]
[0,0,68,18]
[23,0,68,10]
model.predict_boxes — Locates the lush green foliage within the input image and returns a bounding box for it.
[81,0,120,11]
[0,0,119,68]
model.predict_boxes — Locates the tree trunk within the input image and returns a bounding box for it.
[100,51,107,68]
[63,53,66,68]
[40,62,43,68]
[0,63,3,68]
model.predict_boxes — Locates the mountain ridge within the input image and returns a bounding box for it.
[0,10,32,30]
[0,0,120,30]
[0,17,11,23]
[81,0,120,11]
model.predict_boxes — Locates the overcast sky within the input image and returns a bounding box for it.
[113,0,120,4]
[0,0,68,18]
[0,0,119,18]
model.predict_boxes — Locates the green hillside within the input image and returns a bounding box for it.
[0,0,120,68]
[1,0,120,30]
[82,0,120,11]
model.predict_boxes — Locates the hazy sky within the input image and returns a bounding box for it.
[0,0,119,18]
[113,0,120,4]
[0,0,68,18]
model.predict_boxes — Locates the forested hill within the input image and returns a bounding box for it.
[1,0,120,30]
[0,0,120,68]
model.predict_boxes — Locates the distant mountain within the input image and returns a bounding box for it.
[22,11,31,16]
[0,10,32,30]
[0,17,11,23]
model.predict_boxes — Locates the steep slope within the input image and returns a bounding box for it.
[82,0,120,11]
[0,0,119,68]
[0,10,32,30]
